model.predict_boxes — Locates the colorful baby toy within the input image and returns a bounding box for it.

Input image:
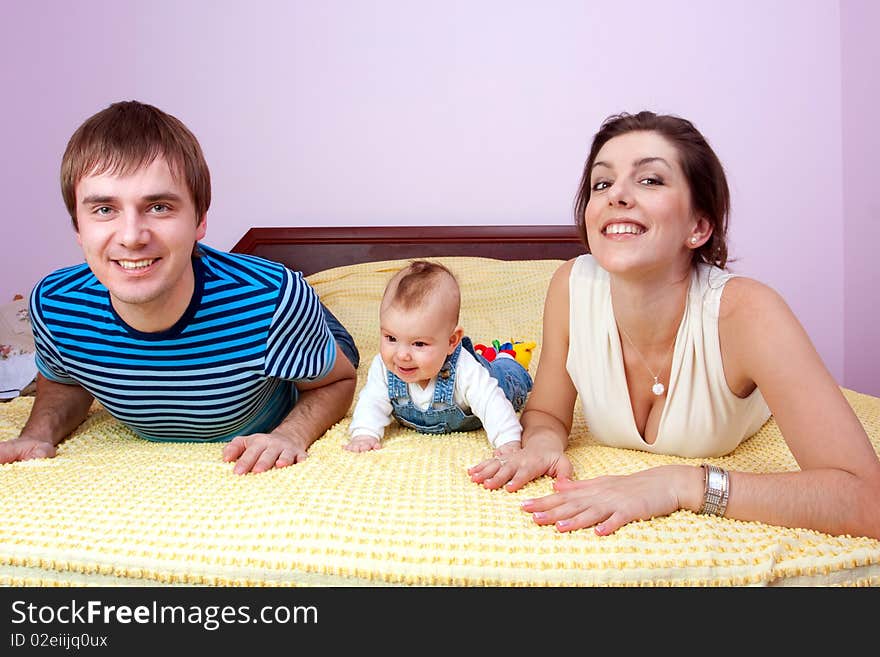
[474,340,537,370]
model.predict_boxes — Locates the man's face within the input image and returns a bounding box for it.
[74,156,207,332]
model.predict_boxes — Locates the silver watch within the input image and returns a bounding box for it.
[699,464,729,517]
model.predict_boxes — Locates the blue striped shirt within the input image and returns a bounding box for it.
[29,244,337,442]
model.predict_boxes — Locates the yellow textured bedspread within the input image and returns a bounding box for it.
[1,257,878,586]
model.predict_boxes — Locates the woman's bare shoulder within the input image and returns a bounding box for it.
[553,257,577,278]
[719,275,791,322]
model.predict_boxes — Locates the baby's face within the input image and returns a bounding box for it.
[379,303,459,388]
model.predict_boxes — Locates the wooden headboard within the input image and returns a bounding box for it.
[231,225,585,276]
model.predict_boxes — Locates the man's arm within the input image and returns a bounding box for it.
[274,345,358,449]
[0,374,94,463]
[222,344,357,474]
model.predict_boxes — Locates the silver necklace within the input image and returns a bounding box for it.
[617,323,676,396]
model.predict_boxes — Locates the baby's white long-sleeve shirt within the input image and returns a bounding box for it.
[349,350,523,448]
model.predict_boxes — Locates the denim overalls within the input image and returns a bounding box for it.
[387,337,532,434]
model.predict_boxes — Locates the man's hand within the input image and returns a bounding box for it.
[222,432,308,475]
[0,375,94,465]
[222,344,357,475]
[0,437,57,464]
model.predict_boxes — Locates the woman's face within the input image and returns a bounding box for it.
[584,130,708,276]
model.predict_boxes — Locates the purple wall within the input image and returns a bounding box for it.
[842,0,880,396]
[2,1,873,393]
[2,1,138,294]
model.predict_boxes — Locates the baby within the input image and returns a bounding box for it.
[345,260,532,458]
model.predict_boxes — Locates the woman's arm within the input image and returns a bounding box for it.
[469,260,579,490]
[716,277,880,539]
[519,275,880,539]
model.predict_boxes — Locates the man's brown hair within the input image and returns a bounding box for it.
[61,100,211,229]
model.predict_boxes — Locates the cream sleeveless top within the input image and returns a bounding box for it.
[566,255,770,457]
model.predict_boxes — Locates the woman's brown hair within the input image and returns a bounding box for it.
[573,111,730,268]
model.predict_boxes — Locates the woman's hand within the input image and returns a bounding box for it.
[468,433,573,492]
[521,464,700,534]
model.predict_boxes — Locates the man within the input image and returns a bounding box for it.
[0,100,358,474]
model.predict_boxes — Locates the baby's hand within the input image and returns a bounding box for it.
[494,441,522,459]
[345,436,381,452]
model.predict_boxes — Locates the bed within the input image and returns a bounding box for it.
[1,225,878,586]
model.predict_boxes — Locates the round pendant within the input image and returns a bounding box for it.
[652,382,665,396]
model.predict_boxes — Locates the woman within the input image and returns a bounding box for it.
[468,111,880,539]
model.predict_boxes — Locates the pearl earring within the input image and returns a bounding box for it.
[690,237,698,244]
